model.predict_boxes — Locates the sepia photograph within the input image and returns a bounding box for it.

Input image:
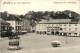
[0,0,80,53]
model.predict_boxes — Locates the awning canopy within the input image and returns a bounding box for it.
[22,30,27,32]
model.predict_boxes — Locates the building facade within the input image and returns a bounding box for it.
[0,18,11,37]
[1,12,23,34]
[0,18,10,31]
[36,19,80,36]
[6,14,22,34]
[7,20,22,33]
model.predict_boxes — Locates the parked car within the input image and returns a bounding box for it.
[51,40,61,47]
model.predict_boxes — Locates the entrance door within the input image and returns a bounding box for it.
[60,33,62,36]
[63,33,67,36]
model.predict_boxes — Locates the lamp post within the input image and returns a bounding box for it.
[66,23,69,44]
[66,34,67,44]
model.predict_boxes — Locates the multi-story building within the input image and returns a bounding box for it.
[1,11,23,34]
[0,18,11,37]
[36,19,80,36]
[21,19,31,33]
[6,14,22,34]
[0,18,10,31]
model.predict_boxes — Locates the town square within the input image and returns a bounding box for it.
[0,33,80,53]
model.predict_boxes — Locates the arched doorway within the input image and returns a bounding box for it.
[51,31,54,35]
[40,31,43,35]
[44,31,46,34]
[55,31,59,35]
[74,33,77,36]
[68,33,71,36]
[36,31,39,34]
[59,33,62,36]
[63,33,67,36]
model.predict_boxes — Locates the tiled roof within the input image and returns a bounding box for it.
[0,18,10,25]
[6,14,22,21]
[38,19,71,24]
[77,16,80,23]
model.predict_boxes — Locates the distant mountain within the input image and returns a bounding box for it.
[1,10,80,21]
[50,12,70,19]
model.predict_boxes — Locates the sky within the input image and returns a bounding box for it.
[1,0,80,15]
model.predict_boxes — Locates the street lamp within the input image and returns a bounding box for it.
[65,23,69,44]
[66,34,67,44]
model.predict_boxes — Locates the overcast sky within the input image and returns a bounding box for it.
[1,0,80,15]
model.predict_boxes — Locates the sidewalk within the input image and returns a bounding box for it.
[0,37,8,40]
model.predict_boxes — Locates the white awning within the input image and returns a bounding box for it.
[22,31,27,32]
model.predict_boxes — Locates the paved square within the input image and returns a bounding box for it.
[1,33,80,53]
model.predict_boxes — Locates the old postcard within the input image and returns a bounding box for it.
[0,0,80,53]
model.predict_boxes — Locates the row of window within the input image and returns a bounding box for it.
[47,28,78,31]
[47,27,59,28]
[47,29,59,31]
[63,28,78,31]
[38,24,78,26]
[16,21,22,25]
[1,26,22,32]
[15,26,21,30]
[1,26,10,30]
[39,28,78,31]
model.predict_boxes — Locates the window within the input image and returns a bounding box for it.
[75,24,77,26]
[64,24,66,26]
[48,24,49,26]
[69,33,71,34]
[64,28,66,30]
[60,24,62,26]
[52,24,54,26]
[74,33,77,35]
[7,26,9,30]
[44,24,46,26]
[56,24,58,26]
[18,21,19,24]
[47,31,50,32]
[69,28,71,31]
[16,26,17,30]
[39,28,40,30]
[69,24,71,26]
[20,26,21,30]
[75,28,77,31]
[5,26,7,30]
[69,33,71,35]
[39,24,40,26]
[60,28,63,30]
[3,26,5,30]
[48,29,50,31]
[51,27,52,28]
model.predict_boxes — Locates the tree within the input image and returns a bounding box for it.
[19,15,24,19]
[30,20,37,31]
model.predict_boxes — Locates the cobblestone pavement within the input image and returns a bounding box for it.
[0,33,80,53]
